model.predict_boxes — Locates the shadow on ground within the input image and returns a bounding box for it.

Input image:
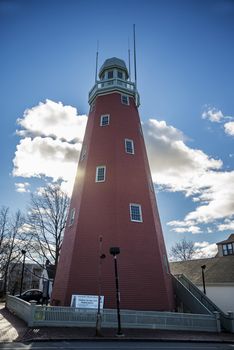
[0,305,27,342]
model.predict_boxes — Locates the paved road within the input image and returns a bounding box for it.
[0,342,234,350]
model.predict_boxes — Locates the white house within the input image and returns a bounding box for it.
[170,234,234,313]
[39,263,55,299]
[8,263,42,295]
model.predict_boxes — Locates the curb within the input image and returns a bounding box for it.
[18,335,234,344]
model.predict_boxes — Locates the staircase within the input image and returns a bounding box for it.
[172,274,234,332]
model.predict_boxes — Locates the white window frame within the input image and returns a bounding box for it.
[95,166,106,183]
[69,208,75,226]
[125,139,134,154]
[129,203,143,222]
[121,94,129,105]
[100,114,110,127]
[222,243,233,256]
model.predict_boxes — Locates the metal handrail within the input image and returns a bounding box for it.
[175,274,224,315]
[175,273,233,332]
[88,78,137,101]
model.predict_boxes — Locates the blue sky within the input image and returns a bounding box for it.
[1,0,234,257]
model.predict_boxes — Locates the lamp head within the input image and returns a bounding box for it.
[109,247,120,256]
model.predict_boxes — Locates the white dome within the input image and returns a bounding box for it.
[99,57,129,78]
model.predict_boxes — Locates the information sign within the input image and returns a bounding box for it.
[71,294,104,309]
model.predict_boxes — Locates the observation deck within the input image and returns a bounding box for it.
[88,57,140,107]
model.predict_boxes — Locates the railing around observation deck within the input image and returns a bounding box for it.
[88,78,140,106]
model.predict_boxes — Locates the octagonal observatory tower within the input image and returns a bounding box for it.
[52,57,174,311]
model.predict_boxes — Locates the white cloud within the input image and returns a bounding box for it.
[15,182,30,193]
[167,220,201,233]
[143,119,234,231]
[13,100,87,195]
[202,107,234,139]
[202,107,224,123]
[143,119,222,196]
[218,219,234,231]
[17,99,87,142]
[171,226,201,234]
[166,170,234,228]
[184,171,234,224]
[193,242,217,259]
[224,121,234,136]
[167,220,195,227]
[13,137,81,190]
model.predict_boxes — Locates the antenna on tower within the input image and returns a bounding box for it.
[128,38,131,81]
[95,40,99,83]
[133,24,137,89]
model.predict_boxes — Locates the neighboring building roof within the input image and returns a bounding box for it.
[216,234,234,245]
[99,57,128,78]
[170,255,234,285]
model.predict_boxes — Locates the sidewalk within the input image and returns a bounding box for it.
[1,303,234,343]
[0,304,27,342]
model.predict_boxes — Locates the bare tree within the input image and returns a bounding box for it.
[0,207,10,287]
[170,238,195,261]
[0,206,9,251]
[23,184,70,272]
[0,207,24,294]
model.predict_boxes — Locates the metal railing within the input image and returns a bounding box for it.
[173,274,234,332]
[172,274,212,315]
[6,294,221,332]
[88,78,140,106]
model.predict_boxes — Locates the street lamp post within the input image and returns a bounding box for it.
[19,250,26,296]
[201,264,206,295]
[109,247,123,336]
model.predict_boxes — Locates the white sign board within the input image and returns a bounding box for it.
[71,295,104,309]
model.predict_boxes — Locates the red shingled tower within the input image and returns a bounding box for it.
[52,57,174,311]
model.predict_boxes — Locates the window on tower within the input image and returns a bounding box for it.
[100,114,110,126]
[95,166,106,182]
[121,94,129,105]
[117,71,123,79]
[108,71,113,79]
[69,208,75,226]
[130,204,143,222]
[125,139,134,154]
